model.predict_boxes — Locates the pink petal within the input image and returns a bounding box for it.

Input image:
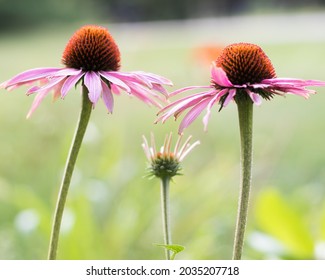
[99,71,131,92]
[52,79,66,101]
[151,83,168,96]
[178,98,212,134]
[27,86,41,95]
[222,88,236,107]
[202,94,220,131]
[26,76,66,96]
[110,83,121,95]
[246,89,262,105]
[101,80,114,113]
[133,71,173,86]
[169,85,212,97]
[84,71,102,105]
[26,90,51,118]
[52,68,83,77]
[281,87,313,98]
[61,72,85,98]
[127,82,162,108]
[156,90,216,123]
[103,71,148,89]
[211,63,233,87]
[262,78,325,87]
[2,68,61,89]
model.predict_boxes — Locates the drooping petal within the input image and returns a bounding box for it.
[278,87,314,98]
[262,78,325,87]
[52,68,83,77]
[202,93,222,131]
[1,68,61,89]
[222,88,236,107]
[99,71,131,92]
[101,80,114,113]
[26,90,52,118]
[84,71,102,105]
[156,89,216,124]
[61,72,85,98]
[52,78,67,101]
[110,83,121,95]
[169,85,212,97]
[246,89,262,105]
[26,76,66,96]
[133,71,173,86]
[178,98,213,134]
[151,83,168,96]
[127,82,162,108]
[211,63,233,87]
[103,71,149,90]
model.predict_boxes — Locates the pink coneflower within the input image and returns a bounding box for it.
[156,43,325,134]
[1,25,172,118]
[0,25,173,260]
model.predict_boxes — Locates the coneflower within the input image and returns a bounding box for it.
[142,133,199,259]
[156,43,325,259]
[1,25,172,260]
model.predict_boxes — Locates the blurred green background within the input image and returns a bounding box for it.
[1,1,325,260]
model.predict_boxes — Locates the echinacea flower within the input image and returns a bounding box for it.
[156,43,325,134]
[142,133,200,179]
[0,25,172,118]
[142,132,199,260]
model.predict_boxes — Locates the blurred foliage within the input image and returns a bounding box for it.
[1,0,325,32]
[1,15,325,260]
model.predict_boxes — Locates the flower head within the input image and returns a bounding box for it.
[0,25,172,118]
[156,42,325,134]
[142,133,200,179]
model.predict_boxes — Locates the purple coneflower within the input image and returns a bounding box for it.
[0,25,172,260]
[156,43,325,134]
[1,25,172,117]
[142,133,199,259]
[157,42,325,260]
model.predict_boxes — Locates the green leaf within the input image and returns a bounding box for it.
[319,203,325,240]
[254,188,314,258]
[154,243,185,260]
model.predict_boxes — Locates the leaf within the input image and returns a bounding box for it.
[254,188,314,258]
[154,243,185,260]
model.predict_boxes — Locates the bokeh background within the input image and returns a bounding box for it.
[1,0,325,260]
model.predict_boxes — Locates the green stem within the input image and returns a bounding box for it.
[48,85,92,260]
[160,177,172,260]
[232,97,253,260]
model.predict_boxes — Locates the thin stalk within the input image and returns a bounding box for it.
[232,97,253,260]
[48,85,92,260]
[160,177,172,260]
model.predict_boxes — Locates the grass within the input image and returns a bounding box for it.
[1,22,325,259]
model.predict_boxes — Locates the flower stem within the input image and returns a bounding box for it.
[232,96,253,260]
[160,177,172,260]
[48,85,92,260]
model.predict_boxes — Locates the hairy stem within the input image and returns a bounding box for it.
[48,85,92,260]
[161,177,172,260]
[232,97,253,260]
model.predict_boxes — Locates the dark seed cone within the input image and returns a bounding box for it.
[216,43,276,85]
[62,25,121,71]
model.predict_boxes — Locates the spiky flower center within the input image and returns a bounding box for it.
[150,153,181,179]
[216,43,276,85]
[62,25,121,71]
